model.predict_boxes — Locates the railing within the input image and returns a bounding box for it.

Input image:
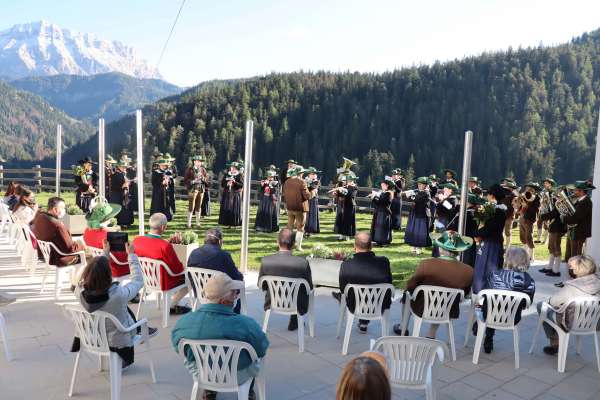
[0,166,413,213]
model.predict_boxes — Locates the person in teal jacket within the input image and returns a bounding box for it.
[172,274,269,400]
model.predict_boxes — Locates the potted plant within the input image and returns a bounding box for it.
[307,244,352,288]
[61,204,87,235]
[169,230,199,266]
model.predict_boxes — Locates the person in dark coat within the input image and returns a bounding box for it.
[500,178,518,247]
[255,170,280,233]
[404,177,432,254]
[304,167,321,235]
[150,157,173,221]
[74,157,98,213]
[218,162,244,227]
[538,178,567,278]
[427,174,438,230]
[164,154,178,217]
[462,194,485,267]
[441,169,458,186]
[183,155,208,228]
[431,182,460,257]
[333,175,357,240]
[110,160,134,228]
[258,228,313,331]
[473,184,507,294]
[390,168,406,231]
[370,177,394,246]
[333,232,393,333]
[518,182,541,261]
[468,177,483,197]
[104,155,117,201]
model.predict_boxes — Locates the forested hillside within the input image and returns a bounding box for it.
[68,29,600,185]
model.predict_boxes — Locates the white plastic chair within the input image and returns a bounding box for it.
[399,285,464,361]
[14,224,38,276]
[37,240,86,300]
[136,257,187,328]
[177,339,266,400]
[187,267,247,313]
[463,294,479,347]
[0,311,12,361]
[472,289,531,368]
[0,202,11,234]
[88,246,131,283]
[258,276,314,353]
[64,304,156,400]
[529,297,600,373]
[371,336,447,400]
[336,283,394,355]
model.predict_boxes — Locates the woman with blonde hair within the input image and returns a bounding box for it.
[336,354,391,400]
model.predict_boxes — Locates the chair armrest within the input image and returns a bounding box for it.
[116,317,149,333]
[540,301,559,316]
[161,263,187,277]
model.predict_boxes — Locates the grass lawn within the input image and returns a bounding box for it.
[36,192,558,287]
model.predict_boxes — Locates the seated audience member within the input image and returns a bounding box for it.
[11,187,38,225]
[333,231,392,333]
[82,200,129,278]
[537,255,600,355]
[336,354,391,400]
[188,227,243,281]
[258,228,313,331]
[393,231,473,338]
[172,274,269,400]
[132,213,190,315]
[73,241,156,369]
[477,246,535,354]
[3,181,20,209]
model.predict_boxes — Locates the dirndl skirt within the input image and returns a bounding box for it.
[404,212,431,248]
[473,240,504,294]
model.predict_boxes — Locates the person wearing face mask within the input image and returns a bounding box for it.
[11,186,38,226]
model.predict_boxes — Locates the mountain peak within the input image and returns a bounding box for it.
[0,21,161,80]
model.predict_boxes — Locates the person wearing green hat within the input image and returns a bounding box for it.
[462,194,486,267]
[441,169,458,186]
[219,162,244,227]
[109,160,135,228]
[389,169,406,231]
[184,155,209,228]
[150,157,174,221]
[404,177,433,254]
[369,177,395,246]
[500,179,519,247]
[333,174,357,240]
[105,155,117,201]
[431,181,460,257]
[468,177,483,197]
[74,156,98,213]
[305,167,321,235]
[518,183,541,261]
[282,165,311,249]
[536,178,557,244]
[538,182,567,278]
[255,170,280,233]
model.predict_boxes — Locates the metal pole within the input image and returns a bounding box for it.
[55,125,62,196]
[240,120,254,273]
[136,110,145,236]
[458,130,473,236]
[98,118,105,198]
[588,112,600,262]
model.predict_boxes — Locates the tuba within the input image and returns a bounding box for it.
[336,157,357,181]
[539,190,553,215]
[554,186,576,219]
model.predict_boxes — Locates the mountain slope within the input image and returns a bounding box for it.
[11,72,181,123]
[0,20,160,80]
[0,80,95,161]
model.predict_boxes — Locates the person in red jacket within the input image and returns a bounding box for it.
[132,213,191,315]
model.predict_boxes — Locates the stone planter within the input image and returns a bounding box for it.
[61,214,87,235]
[171,243,199,267]
[307,257,343,288]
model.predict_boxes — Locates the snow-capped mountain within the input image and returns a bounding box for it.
[0,20,161,80]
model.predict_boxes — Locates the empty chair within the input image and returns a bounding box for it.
[16,224,38,276]
[187,267,247,313]
[529,297,600,373]
[177,339,266,400]
[64,304,156,400]
[472,289,531,368]
[37,240,86,300]
[399,285,464,361]
[258,275,314,352]
[370,336,447,400]
[136,257,187,328]
[0,311,11,361]
[336,283,395,355]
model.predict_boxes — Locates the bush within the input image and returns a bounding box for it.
[310,244,352,261]
[66,204,84,215]
[169,230,199,245]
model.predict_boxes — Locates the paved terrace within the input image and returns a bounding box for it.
[0,233,599,400]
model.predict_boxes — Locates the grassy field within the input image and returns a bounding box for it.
[36,192,557,287]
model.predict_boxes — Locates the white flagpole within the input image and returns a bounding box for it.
[240,120,254,273]
[458,130,473,236]
[55,125,62,196]
[588,112,600,262]
[136,110,145,236]
[98,118,105,198]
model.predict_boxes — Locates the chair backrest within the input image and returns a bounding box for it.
[178,339,259,390]
[413,285,464,322]
[187,267,224,305]
[138,257,169,292]
[63,305,115,356]
[478,289,531,329]
[371,336,446,387]
[258,275,310,314]
[37,240,55,266]
[343,283,395,319]
[564,296,600,333]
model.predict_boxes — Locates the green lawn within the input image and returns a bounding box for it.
[36,192,556,287]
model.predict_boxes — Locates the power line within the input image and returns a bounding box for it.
[155,0,187,71]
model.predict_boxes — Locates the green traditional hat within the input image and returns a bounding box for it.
[86,200,122,229]
[467,194,486,205]
[441,182,459,192]
[116,159,130,168]
[502,180,518,189]
[502,177,516,184]
[346,175,358,182]
[443,169,457,177]
[287,167,299,177]
[264,170,277,178]
[543,178,556,187]
[376,175,395,188]
[286,159,297,164]
[525,182,541,192]
[164,153,176,163]
[105,155,117,165]
[305,166,321,174]
[192,155,205,162]
[156,158,170,165]
[416,176,429,185]
[428,174,438,182]
[468,177,480,183]
[267,164,279,172]
[429,231,473,253]
[392,168,403,175]
[571,180,596,191]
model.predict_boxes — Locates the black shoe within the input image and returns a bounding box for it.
[472,321,478,337]
[288,315,298,331]
[543,346,559,355]
[545,271,561,277]
[70,285,76,293]
[331,291,341,303]
[358,322,368,334]
[170,305,192,315]
[148,327,159,338]
[392,324,409,336]
[249,390,256,400]
[129,294,140,304]
[554,282,565,288]
[538,268,550,274]
[484,336,494,354]
[122,359,134,370]
[202,390,217,400]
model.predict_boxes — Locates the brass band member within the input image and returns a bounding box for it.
[74,156,98,213]
[404,177,432,254]
[536,178,556,244]
[150,157,174,221]
[370,176,395,246]
[165,153,177,217]
[105,155,117,201]
[183,155,208,228]
[255,169,280,233]
[282,166,311,250]
[500,178,518,247]
[333,175,357,240]
[431,182,460,257]
[468,177,483,197]
[427,174,439,229]
[441,169,458,186]
[517,182,541,260]
[218,161,244,227]
[538,178,567,278]
[110,159,134,228]
[463,194,486,267]
[390,168,406,231]
[304,167,321,235]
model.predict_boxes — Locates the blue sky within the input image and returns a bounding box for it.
[2,0,600,87]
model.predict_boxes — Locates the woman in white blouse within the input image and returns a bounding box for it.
[12,187,38,225]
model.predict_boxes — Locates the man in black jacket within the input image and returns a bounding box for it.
[259,228,313,331]
[334,232,393,333]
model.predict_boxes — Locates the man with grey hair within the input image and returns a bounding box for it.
[133,213,191,315]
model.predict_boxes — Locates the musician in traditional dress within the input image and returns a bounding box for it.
[390,168,406,231]
[431,182,460,256]
[74,156,97,213]
[218,161,244,227]
[304,166,321,236]
[404,177,432,254]
[370,176,394,246]
[184,155,208,228]
[109,159,135,228]
[535,178,554,244]
[463,194,485,267]
[281,159,297,186]
[473,184,507,293]
[441,169,458,186]
[500,178,519,247]
[538,179,567,278]
[105,155,117,201]
[468,177,483,197]
[255,170,280,233]
[282,166,311,249]
[333,175,357,240]
[518,182,541,261]
[165,153,177,217]
[150,157,174,221]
